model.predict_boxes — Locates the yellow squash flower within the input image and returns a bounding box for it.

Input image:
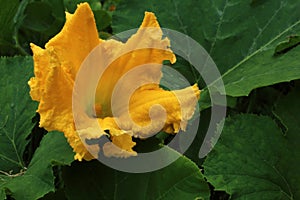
[28,3,200,161]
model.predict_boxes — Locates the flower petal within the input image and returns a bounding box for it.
[28,3,100,161]
[45,3,100,79]
[75,116,137,159]
[97,117,136,158]
[103,141,137,158]
[28,44,51,101]
[116,84,200,138]
[80,84,200,158]
[94,12,176,117]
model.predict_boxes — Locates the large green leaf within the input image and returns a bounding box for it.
[0,0,20,56]
[63,150,210,200]
[113,0,300,100]
[1,132,74,200]
[0,56,36,175]
[0,0,66,56]
[0,188,4,200]
[203,112,300,199]
[218,30,300,97]
[14,0,66,54]
[64,0,102,12]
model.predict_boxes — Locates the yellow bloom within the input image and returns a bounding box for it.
[28,3,200,161]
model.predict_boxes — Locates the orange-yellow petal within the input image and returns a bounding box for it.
[85,83,200,157]
[97,117,137,158]
[103,141,137,158]
[29,3,100,161]
[116,84,200,138]
[28,44,51,101]
[45,3,100,79]
[94,12,176,117]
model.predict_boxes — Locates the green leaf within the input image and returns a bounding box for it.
[273,84,300,136]
[13,0,65,54]
[203,113,300,199]
[0,188,5,200]
[113,0,300,100]
[0,56,36,174]
[275,35,300,55]
[94,10,112,31]
[63,150,209,200]
[21,2,56,32]
[64,0,102,13]
[0,176,9,200]
[2,132,74,200]
[0,0,66,56]
[0,0,20,56]
[219,33,300,97]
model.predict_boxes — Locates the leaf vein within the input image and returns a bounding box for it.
[247,1,285,54]
[209,0,229,55]
[207,19,300,92]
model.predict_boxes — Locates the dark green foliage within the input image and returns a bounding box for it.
[0,0,300,199]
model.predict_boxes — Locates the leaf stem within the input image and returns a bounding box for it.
[0,168,26,178]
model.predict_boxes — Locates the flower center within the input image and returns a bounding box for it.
[94,103,112,118]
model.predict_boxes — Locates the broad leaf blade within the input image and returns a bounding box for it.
[3,132,74,200]
[203,113,300,199]
[273,84,300,199]
[0,56,36,173]
[0,0,20,56]
[64,0,102,12]
[63,150,209,200]
[12,0,65,55]
[219,24,300,97]
[0,176,9,200]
